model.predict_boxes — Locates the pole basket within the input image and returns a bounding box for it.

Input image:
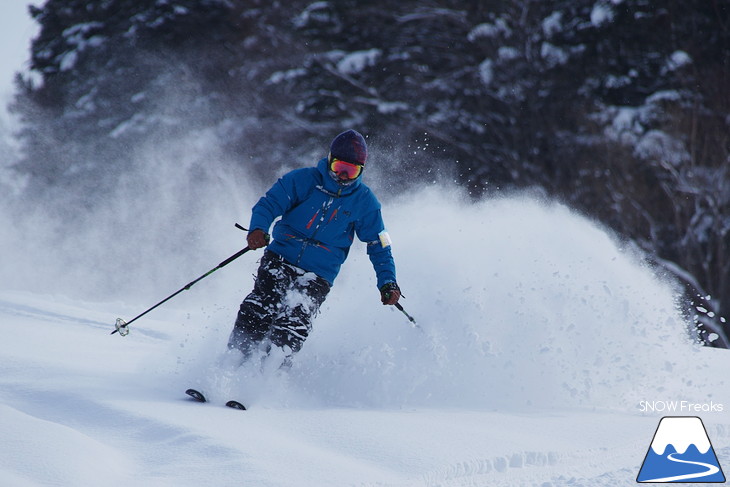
[115,318,130,337]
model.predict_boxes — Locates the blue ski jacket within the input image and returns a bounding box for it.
[248,158,397,288]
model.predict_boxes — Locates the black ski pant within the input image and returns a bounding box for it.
[228,250,330,362]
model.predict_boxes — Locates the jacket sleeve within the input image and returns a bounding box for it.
[356,208,397,289]
[249,168,314,233]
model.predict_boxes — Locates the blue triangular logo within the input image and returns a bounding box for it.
[637,416,725,483]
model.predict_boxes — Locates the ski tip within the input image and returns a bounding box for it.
[225,400,247,410]
[185,388,207,403]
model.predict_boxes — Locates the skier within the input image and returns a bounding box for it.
[228,129,401,368]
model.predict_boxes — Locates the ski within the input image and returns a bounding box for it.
[186,388,207,402]
[225,400,247,410]
[185,389,246,410]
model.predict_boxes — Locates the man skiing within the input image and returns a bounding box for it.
[228,129,401,368]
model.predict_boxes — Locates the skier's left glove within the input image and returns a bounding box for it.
[380,282,401,306]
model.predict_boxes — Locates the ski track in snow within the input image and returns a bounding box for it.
[2,193,730,486]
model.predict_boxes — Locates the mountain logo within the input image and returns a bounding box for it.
[637,416,725,483]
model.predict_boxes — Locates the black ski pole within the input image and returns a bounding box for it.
[395,302,420,329]
[112,224,256,336]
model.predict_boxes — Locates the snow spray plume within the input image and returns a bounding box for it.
[284,188,707,411]
[0,62,263,303]
[167,181,711,413]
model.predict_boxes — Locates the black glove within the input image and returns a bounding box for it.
[380,282,401,305]
[247,229,269,250]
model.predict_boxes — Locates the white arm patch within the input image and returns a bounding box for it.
[378,230,392,248]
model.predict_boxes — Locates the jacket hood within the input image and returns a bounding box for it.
[316,157,362,195]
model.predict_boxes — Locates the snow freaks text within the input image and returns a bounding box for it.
[639,401,724,413]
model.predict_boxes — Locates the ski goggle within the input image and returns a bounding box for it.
[329,157,363,180]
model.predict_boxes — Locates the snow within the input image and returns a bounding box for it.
[498,46,520,61]
[293,2,332,29]
[2,188,730,486]
[467,20,510,42]
[376,101,408,114]
[590,3,615,27]
[59,22,106,71]
[478,58,493,85]
[665,50,692,72]
[634,129,690,166]
[540,42,569,67]
[542,12,563,37]
[650,417,711,455]
[336,49,381,75]
[267,68,307,85]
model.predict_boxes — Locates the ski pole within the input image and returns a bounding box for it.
[395,302,420,330]
[112,224,256,336]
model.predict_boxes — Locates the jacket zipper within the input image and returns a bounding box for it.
[295,189,341,264]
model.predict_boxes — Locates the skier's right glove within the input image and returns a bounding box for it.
[247,229,270,250]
